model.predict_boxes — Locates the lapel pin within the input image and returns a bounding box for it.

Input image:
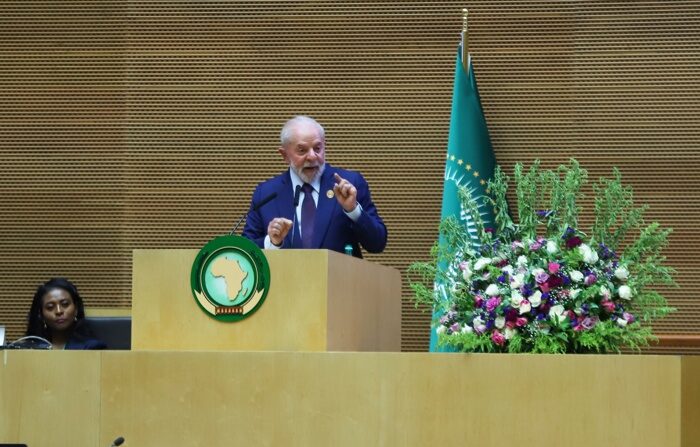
[326,189,334,199]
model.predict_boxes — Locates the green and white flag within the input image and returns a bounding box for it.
[429,49,497,352]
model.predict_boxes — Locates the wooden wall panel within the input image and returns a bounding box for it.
[1,1,698,353]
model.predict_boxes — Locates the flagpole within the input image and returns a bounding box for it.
[461,8,469,72]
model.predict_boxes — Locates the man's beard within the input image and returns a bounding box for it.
[293,162,325,184]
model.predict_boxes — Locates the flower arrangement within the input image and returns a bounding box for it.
[409,160,675,353]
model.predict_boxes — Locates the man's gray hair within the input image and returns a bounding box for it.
[280,115,325,146]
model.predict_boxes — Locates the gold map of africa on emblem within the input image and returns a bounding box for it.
[326,189,334,199]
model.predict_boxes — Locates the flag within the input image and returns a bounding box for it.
[429,49,497,352]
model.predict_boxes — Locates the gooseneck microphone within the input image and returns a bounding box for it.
[293,184,302,208]
[291,184,302,247]
[230,192,278,235]
[110,436,125,446]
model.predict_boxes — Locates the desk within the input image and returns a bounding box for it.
[1,351,698,446]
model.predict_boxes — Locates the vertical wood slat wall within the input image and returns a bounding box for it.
[1,1,698,353]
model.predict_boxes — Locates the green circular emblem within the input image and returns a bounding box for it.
[190,235,271,322]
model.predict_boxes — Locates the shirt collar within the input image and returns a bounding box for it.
[288,166,322,193]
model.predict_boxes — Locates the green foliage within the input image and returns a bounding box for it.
[592,168,647,250]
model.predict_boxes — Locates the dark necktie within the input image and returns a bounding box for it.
[301,183,316,248]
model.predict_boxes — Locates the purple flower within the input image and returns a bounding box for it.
[584,274,597,286]
[535,272,550,284]
[449,322,461,333]
[565,236,583,249]
[486,297,501,312]
[574,316,598,331]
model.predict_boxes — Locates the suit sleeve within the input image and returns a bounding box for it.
[241,185,267,248]
[350,172,387,253]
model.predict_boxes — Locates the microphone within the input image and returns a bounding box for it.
[110,436,125,446]
[293,184,302,208]
[231,192,277,235]
[291,184,302,247]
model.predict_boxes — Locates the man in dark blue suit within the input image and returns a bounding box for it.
[242,116,387,258]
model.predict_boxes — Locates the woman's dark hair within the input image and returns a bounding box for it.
[26,277,92,341]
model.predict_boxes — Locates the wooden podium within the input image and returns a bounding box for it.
[131,248,402,351]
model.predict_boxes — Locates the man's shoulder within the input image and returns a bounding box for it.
[255,170,290,189]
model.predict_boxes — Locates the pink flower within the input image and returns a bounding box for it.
[450,323,460,333]
[474,295,484,308]
[491,330,506,346]
[548,262,561,274]
[515,317,528,327]
[601,299,616,313]
[623,312,635,324]
[486,297,501,312]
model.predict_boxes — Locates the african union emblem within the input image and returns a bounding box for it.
[190,235,271,322]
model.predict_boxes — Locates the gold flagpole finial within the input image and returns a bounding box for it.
[461,8,469,71]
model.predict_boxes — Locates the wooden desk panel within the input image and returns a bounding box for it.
[1,351,697,447]
[0,351,101,446]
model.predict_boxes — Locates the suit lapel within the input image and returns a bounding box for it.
[312,166,337,248]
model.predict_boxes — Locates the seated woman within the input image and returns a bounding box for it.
[26,278,106,350]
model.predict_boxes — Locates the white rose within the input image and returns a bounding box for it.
[570,288,581,299]
[615,267,629,281]
[510,290,523,307]
[485,284,500,296]
[461,324,473,334]
[436,325,446,335]
[474,257,492,271]
[529,290,542,307]
[516,255,528,266]
[519,300,532,315]
[546,240,558,254]
[495,316,506,329]
[473,316,487,333]
[618,285,632,300]
[510,273,525,289]
[462,266,473,281]
[504,327,517,340]
[549,305,567,323]
[616,317,628,327]
[532,267,546,277]
[600,286,611,300]
[502,265,514,276]
[579,244,599,264]
[570,270,584,282]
